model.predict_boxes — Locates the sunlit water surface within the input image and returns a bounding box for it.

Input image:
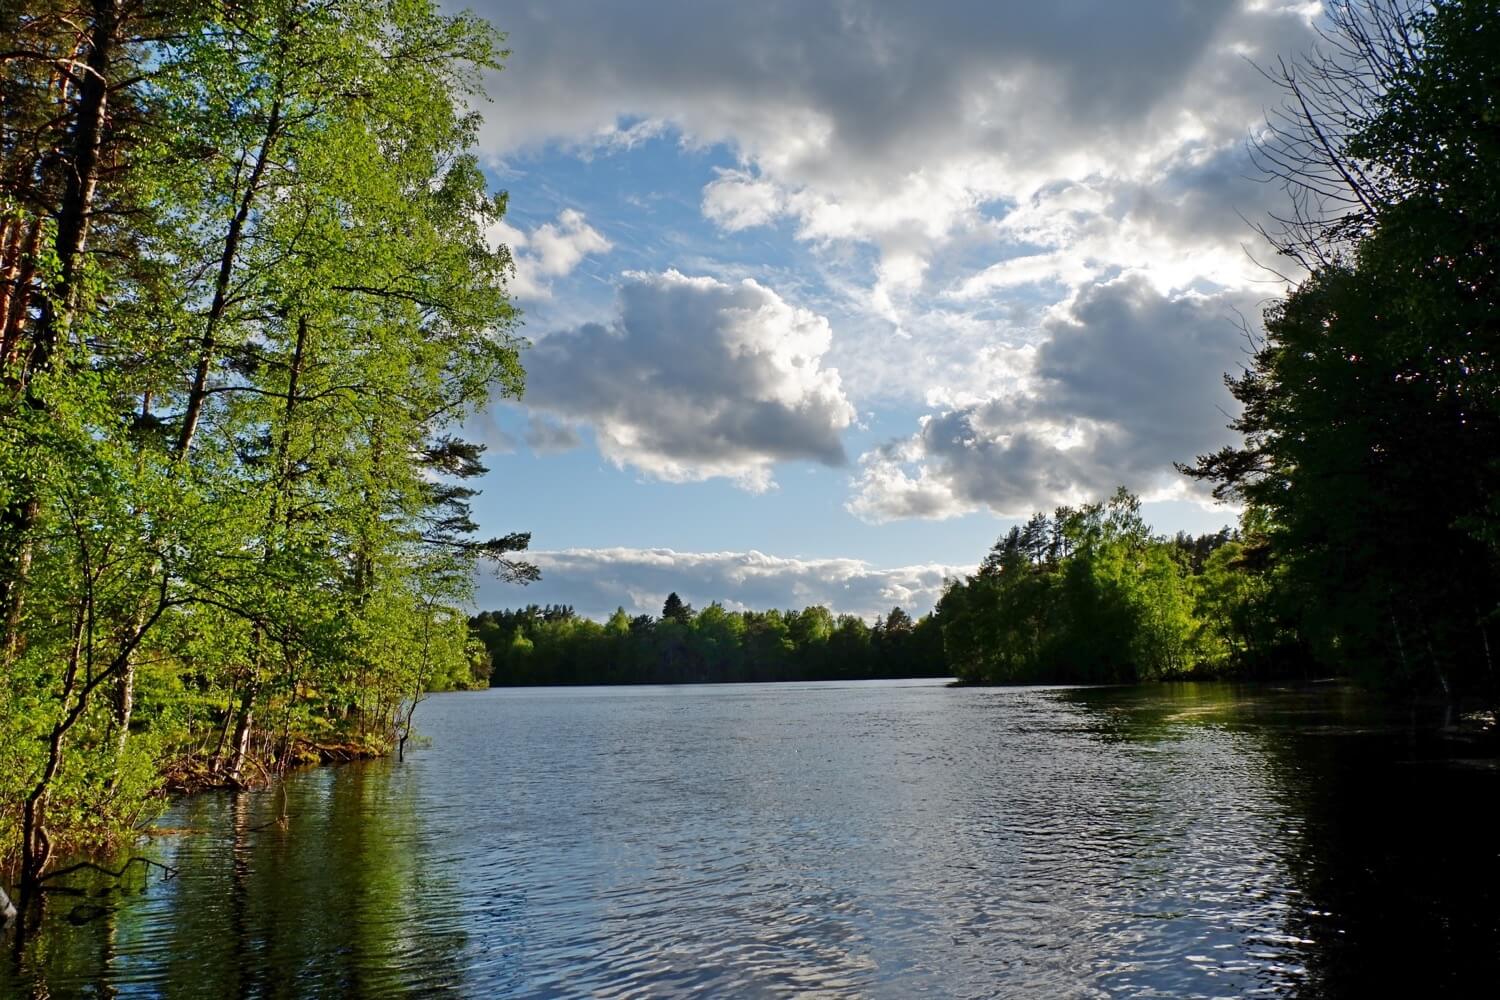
[4,680,1498,998]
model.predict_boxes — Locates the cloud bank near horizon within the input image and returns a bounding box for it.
[475,547,970,622]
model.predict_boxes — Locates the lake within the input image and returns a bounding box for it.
[3,680,1498,997]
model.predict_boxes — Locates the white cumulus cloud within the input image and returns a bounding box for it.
[849,274,1260,520]
[522,270,856,491]
[487,208,612,301]
[702,169,786,231]
[466,0,1325,414]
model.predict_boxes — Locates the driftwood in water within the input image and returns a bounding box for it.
[2,856,176,940]
[39,857,178,889]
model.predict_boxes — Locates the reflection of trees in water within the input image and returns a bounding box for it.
[1064,684,1500,999]
[1,760,470,997]
[2,848,171,990]
[1258,710,1500,998]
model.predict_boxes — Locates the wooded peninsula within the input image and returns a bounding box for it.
[3,0,1497,922]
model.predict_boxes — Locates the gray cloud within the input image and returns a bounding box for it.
[1108,139,1295,250]
[523,417,581,454]
[467,0,1320,417]
[849,274,1259,520]
[522,270,855,490]
[473,2,1317,250]
[457,0,1322,522]
[474,547,967,621]
[475,1,1277,170]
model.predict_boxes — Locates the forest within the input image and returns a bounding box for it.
[926,0,1500,695]
[936,492,1269,684]
[472,599,948,685]
[0,2,532,898]
[950,0,1497,694]
[1180,0,1499,697]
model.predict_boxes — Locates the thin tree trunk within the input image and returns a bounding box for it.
[1476,604,1494,680]
[273,316,307,482]
[111,393,161,773]
[175,99,282,457]
[24,0,118,384]
[20,563,171,892]
[398,610,434,762]
[0,218,42,366]
[0,215,14,336]
[1390,610,1410,678]
[225,675,258,786]
[112,643,135,761]
[225,316,307,784]
[21,604,88,894]
[209,689,236,773]
[0,494,39,665]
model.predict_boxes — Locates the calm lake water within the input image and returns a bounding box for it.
[4,680,1499,998]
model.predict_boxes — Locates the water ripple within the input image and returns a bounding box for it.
[5,680,1500,997]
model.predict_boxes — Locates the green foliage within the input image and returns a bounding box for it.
[468,488,1266,692]
[660,591,693,625]
[472,602,949,685]
[1184,0,1500,695]
[0,0,530,880]
[938,490,1266,684]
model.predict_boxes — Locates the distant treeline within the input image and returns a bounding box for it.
[469,492,1257,688]
[470,599,946,685]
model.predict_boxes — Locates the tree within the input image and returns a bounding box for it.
[0,0,532,892]
[939,490,1235,684]
[1019,513,1051,566]
[471,600,950,685]
[788,605,833,647]
[605,607,631,636]
[827,615,873,679]
[661,591,694,625]
[1246,0,1422,267]
[1184,0,1500,693]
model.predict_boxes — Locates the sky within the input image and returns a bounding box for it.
[453,0,1322,620]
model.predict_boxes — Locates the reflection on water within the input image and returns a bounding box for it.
[3,680,1497,997]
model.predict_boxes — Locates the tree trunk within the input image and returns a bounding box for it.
[25,0,118,384]
[22,629,85,894]
[1477,605,1494,680]
[175,100,282,457]
[112,645,135,762]
[0,218,43,368]
[112,393,159,772]
[0,494,39,665]
[1,0,119,665]
[18,567,171,891]
[226,677,258,786]
[222,315,307,784]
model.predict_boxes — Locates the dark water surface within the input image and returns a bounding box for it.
[4,680,1499,998]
